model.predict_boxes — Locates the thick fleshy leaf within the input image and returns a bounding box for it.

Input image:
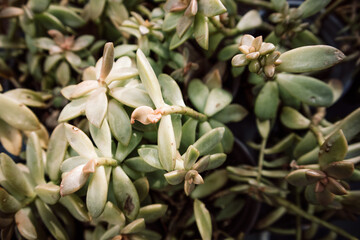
[65,51,81,67]
[125,156,158,173]
[298,0,331,18]
[34,12,66,32]
[256,119,270,139]
[0,94,40,131]
[88,0,106,20]
[60,156,90,173]
[316,189,334,206]
[115,131,143,162]
[44,54,62,72]
[35,199,69,240]
[107,100,132,146]
[277,45,345,73]
[191,170,228,199]
[87,166,108,218]
[286,169,325,187]
[204,88,232,116]
[278,83,301,109]
[34,38,56,50]
[188,79,209,112]
[158,115,177,171]
[193,127,225,156]
[0,119,22,156]
[59,194,90,222]
[164,170,187,185]
[70,81,98,99]
[194,199,212,240]
[255,81,279,120]
[26,132,45,185]
[56,61,71,87]
[64,123,97,159]
[112,166,140,220]
[100,43,114,81]
[158,74,185,107]
[212,104,248,123]
[133,177,150,202]
[319,129,348,169]
[194,14,209,50]
[256,207,286,229]
[121,218,145,234]
[48,5,85,28]
[86,87,108,128]
[0,7,23,18]
[184,145,200,170]
[5,89,48,108]
[323,161,354,179]
[137,204,168,223]
[34,183,60,205]
[97,201,126,227]
[181,118,199,150]
[198,0,227,17]
[0,187,21,213]
[236,10,262,32]
[136,49,165,108]
[15,208,37,240]
[163,12,182,31]
[110,86,154,108]
[138,146,163,170]
[209,119,234,153]
[58,97,87,122]
[176,15,194,38]
[280,106,311,129]
[72,35,94,51]
[89,121,112,158]
[0,153,34,198]
[276,73,333,107]
[170,26,194,50]
[60,164,89,196]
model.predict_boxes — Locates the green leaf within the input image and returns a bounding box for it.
[111,86,154,108]
[107,100,132,146]
[48,5,85,28]
[58,97,87,122]
[88,0,106,20]
[14,208,37,240]
[56,61,71,87]
[277,45,345,73]
[59,194,90,222]
[137,204,168,223]
[319,129,348,169]
[26,132,45,185]
[100,43,114,81]
[35,12,65,31]
[280,107,311,129]
[138,146,163,170]
[0,153,34,198]
[64,123,97,159]
[276,73,333,107]
[60,163,90,196]
[89,121,112,158]
[97,201,126,227]
[35,199,69,240]
[115,131,143,162]
[212,104,248,123]
[44,54,62,72]
[271,0,286,11]
[34,182,60,205]
[170,26,194,50]
[298,0,331,18]
[256,207,286,229]
[164,170,186,185]
[158,115,177,171]
[72,35,95,51]
[193,127,225,156]
[323,161,354,180]
[136,49,165,108]
[158,74,185,107]
[65,51,81,67]
[86,87,108,128]
[204,88,232,116]
[236,10,262,32]
[133,177,149,202]
[0,93,40,131]
[198,0,227,17]
[194,199,212,240]
[112,166,140,220]
[209,120,234,153]
[0,7,23,18]
[0,119,22,156]
[163,12,182,31]
[27,0,50,13]
[114,44,138,58]
[188,79,209,112]
[177,15,194,38]
[184,145,200,170]
[121,218,145,234]
[256,119,270,139]
[191,170,228,199]
[0,187,21,213]
[87,166,108,218]
[194,14,209,50]
[254,81,279,120]
[278,83,301,109]
[181,118,199,149]
[218,44,239,61]
[125,156,158,173]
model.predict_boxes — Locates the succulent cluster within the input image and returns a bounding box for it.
[1,0,360,239]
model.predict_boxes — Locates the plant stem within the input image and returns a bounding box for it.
[236,0,275,10]
[309,124,325,146]
[209,17,240,37]
[97,158,118,167]
[270,195,359,240]
[257,137,267,183]
[295,189,302,240]
[158,105,208,122]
